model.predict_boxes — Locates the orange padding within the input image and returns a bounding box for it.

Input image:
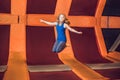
[27,14,120,28]
[101,16,120,28]
[0,13,18,25]
[58,49,109,80]
[3,52,29,80]
[3,0,28,80]
[57,30,109,80]
[1,13,120,28]
[106,51,120,62]
[27,14,96,27]
[55,0,72,16]
[27,14,56,26]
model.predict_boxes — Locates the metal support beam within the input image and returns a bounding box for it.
[109,33,120,52]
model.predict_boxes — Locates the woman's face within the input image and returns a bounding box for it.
[58,14,65,22]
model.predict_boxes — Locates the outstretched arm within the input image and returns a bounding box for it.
[64,24,82,34]
[40,19,57,26]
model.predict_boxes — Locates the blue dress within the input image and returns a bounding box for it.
[56,23,66,42]
[52,23,66,53]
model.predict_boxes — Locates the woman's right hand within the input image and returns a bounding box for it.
[39,19,57,26]
[77,32,83,34]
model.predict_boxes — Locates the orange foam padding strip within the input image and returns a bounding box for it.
[11,0,27,15]
[27,14,96,27]
[101,16,120,28]
[3,52,29,80]
[0,13,18,25]
[10,0,27,53]
[107,52,120,62]
[95,0,106,18]
[55,0,72,16]
[22,15,120,28]
[68,16,96,27]
[94,0,108,59]
[95,26,108,57]
[1,13,120,28]
[101,16,108,28]
[4,0,29,80]
[9,24,26,52]
[109,17,120,28]
[27,14,56,26]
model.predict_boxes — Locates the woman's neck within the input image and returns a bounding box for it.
[59,21,63,23]
[58,22,63,26]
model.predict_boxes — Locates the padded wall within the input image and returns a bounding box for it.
[0,25,10,65]
[26,26,62,65]
[69,27,111,63]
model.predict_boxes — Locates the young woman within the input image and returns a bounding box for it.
[40,14,82,53]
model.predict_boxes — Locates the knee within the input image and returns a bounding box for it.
[52,49,60,53]
[52,50,59,53]
[52,47,61,53]
[52,50,56,53]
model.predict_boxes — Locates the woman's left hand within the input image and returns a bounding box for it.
[77,32,82,34]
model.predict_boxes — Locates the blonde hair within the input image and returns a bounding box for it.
[57,14,70,25]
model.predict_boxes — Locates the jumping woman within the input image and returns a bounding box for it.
[40,14,82,53]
